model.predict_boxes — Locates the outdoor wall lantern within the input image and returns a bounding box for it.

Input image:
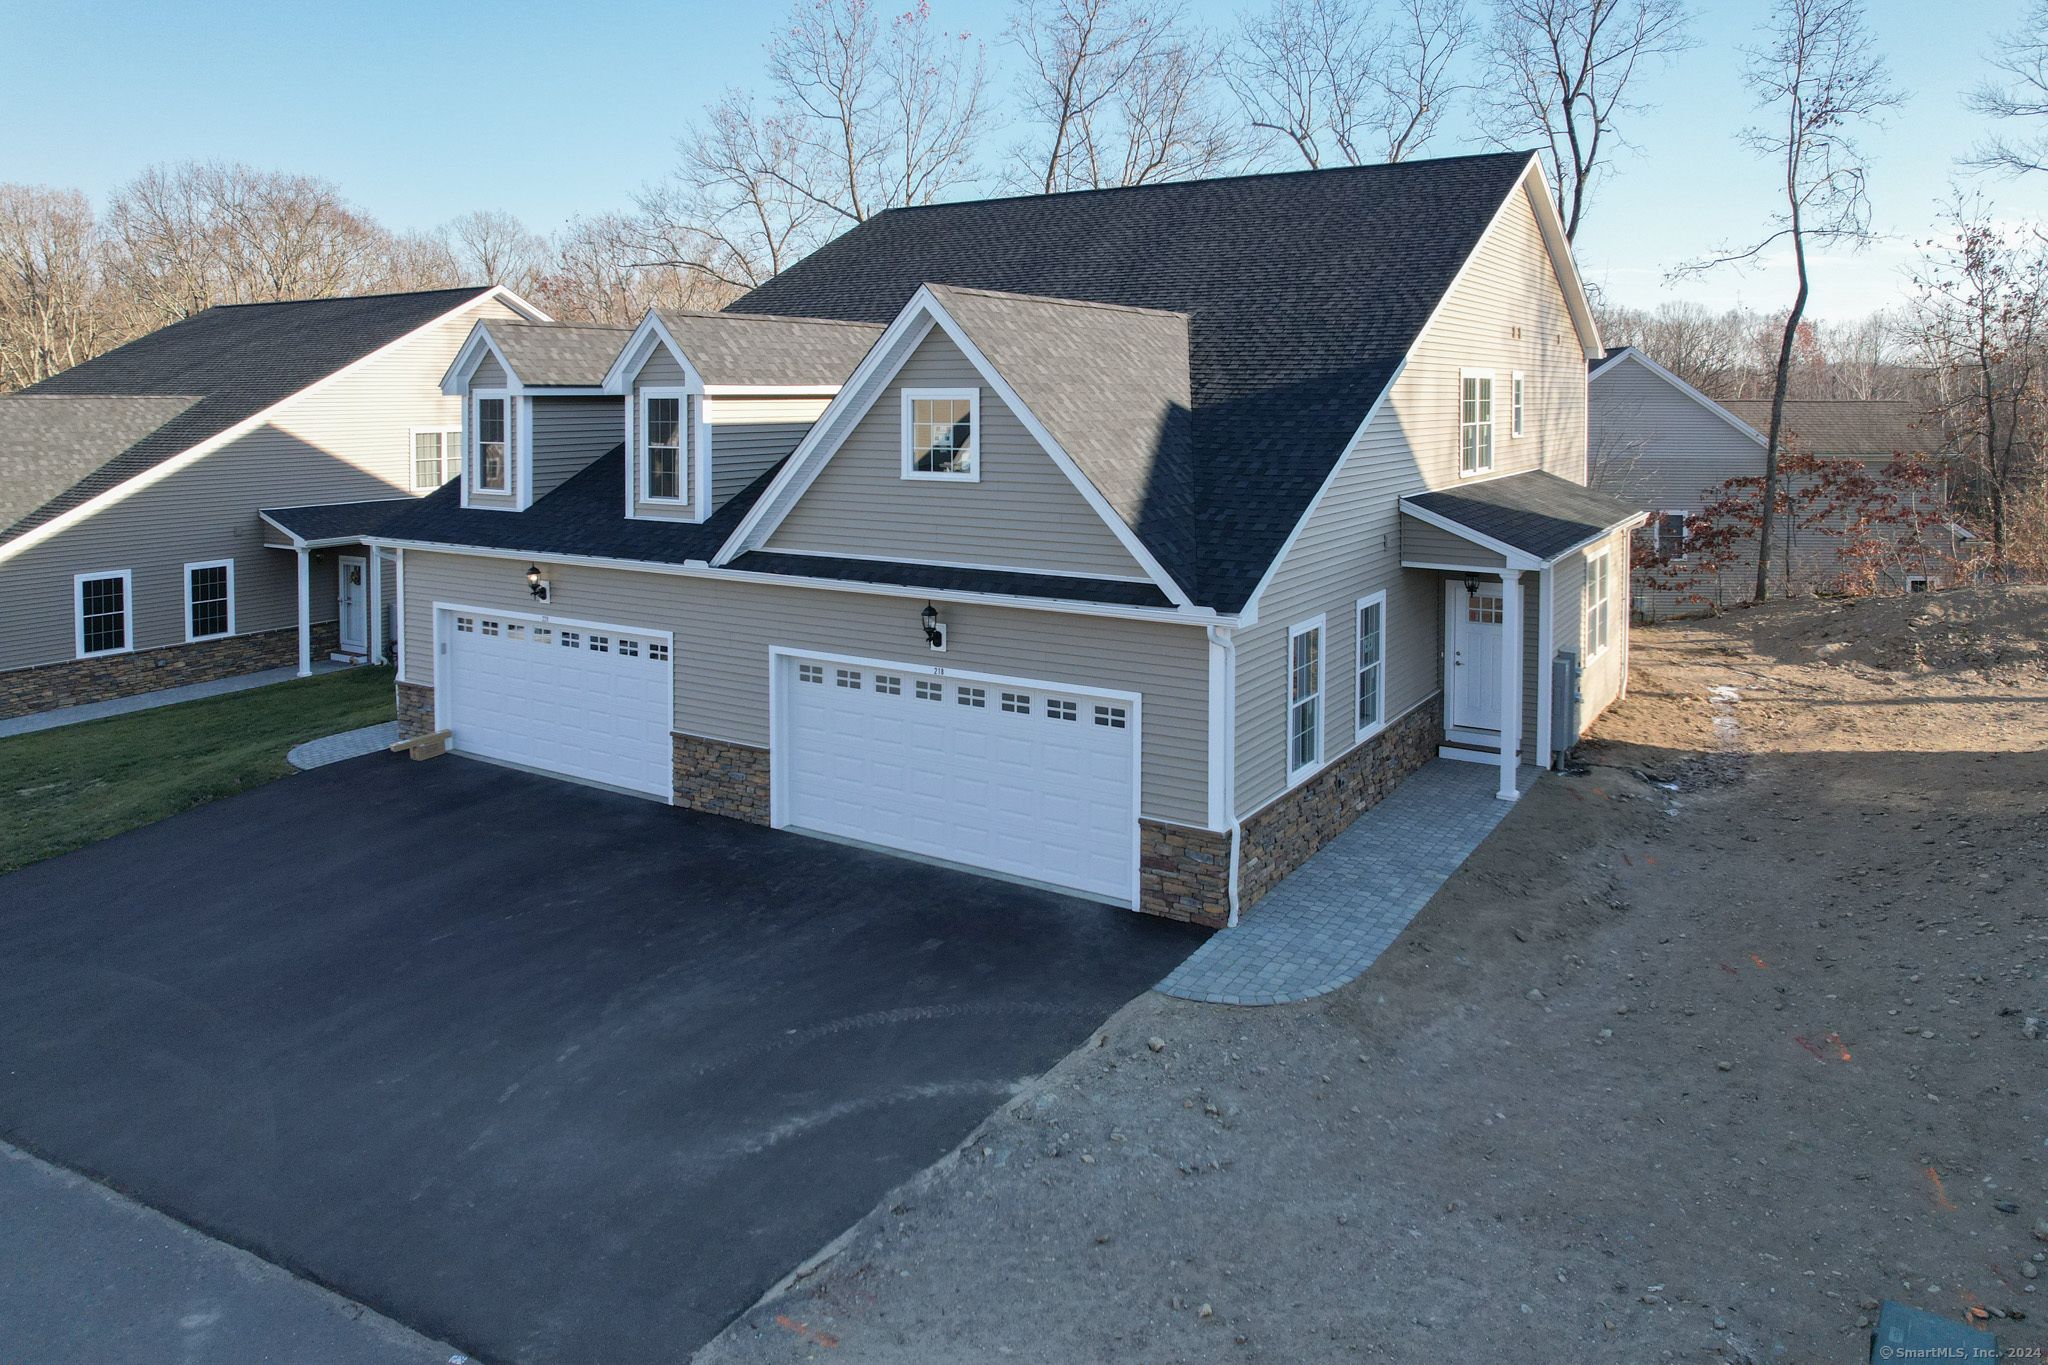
[1464,573,1480,596]
[527,565,551,603]
[921,602,947,652]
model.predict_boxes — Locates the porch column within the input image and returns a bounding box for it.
[295,547,312,678]
[368,546,385,666]
[1497,569,1522,802]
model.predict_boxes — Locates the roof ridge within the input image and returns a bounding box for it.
[927,282,1190,321]
[207,285,493,310]
[671,307,885,330]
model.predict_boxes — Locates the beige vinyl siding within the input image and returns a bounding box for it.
[530,396,622,501]
[1401,516,1506,569]
[1233,181,1589,816]
[1519,575,1539,752]
[1572,530,1629,728]
[706,396,829,510]
[764,331,1150,579]
[0,297,516,672]
[401,550,1211,826]
[471,354,508,389]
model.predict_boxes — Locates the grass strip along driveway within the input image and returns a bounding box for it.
[0,666,395,873]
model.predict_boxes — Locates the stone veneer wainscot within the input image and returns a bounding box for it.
[672,732,770,821]
[395,679,436,740]
[1138,820,1232,928]
[0,623,339,720]
[1235,698,1442,911]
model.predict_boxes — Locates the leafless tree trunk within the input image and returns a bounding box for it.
[528,213,742,324]
[446,210,547,291]
[1006,0,1237,192]
[1228,0,1470,168]
[1674,0,1898,600]
[1475,0,1694,241]
[0,185,122,391]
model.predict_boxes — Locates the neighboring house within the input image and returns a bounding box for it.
[1589,348,1966,616]
[274,152,1641,926]
[0,287,539,718]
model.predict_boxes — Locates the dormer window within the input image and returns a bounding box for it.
[475,394,509,492]
[902,388,979,481]
[641,392,686,502]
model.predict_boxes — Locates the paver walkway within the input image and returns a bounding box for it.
[0,660,354,739]
[288,722,402,770]
[1157,759,1540,1005]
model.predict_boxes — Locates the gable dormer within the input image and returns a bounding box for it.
[603,310,883,524]
[442,320,630,512]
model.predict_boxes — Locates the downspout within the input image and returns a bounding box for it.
[1208,622,1242,927]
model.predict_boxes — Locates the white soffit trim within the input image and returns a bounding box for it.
[715,286,1196,611]
[3,290,513,566]
[1592,347,1770,448]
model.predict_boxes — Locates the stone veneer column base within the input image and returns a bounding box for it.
[395,680,436,739]
[1138,820,1233,929]
[0,623,340,720]
[673,732,771,823]
[1235,697,1443,912]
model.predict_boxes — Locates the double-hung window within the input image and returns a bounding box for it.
[1355,592,1385,739]
[474,394,509,493]
[1510,373,1526,437]
[75,570,131,658]
[1585,550,1612,658]
[642,393,685,502]
[902,388,978,480]
[412,428,460,489]
[1288,617,1324,776]
[1460,372,1494,475]
[1655,511,1688,557]
[185,560,234,641]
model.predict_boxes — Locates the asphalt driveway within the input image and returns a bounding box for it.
[0,751,1205,1364]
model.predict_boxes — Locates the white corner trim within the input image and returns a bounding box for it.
[3,290,511,567]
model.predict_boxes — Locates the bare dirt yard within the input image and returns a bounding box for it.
[699,584,2048,1365]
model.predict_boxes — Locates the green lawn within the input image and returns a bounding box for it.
[0,666,397,874]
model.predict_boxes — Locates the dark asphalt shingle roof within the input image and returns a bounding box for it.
[0,395,201,530]
[654,310,885,386]
[1402,470,1644,561]
[1717,399,1943,457]
[485,321,631,387]
[261,498,425,545]
[726,152,1541,610]
[6,287,494,542]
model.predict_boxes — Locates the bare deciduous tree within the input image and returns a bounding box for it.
[1965,0,2048,177]
[528,212,741,324]
[1476,0,1694,241]
[371,229,466,293]
[445,209,547,291]
[1228,0,1470,169]
[0,185,123,390]
[1678,0,1900,601]
[1006,0,1237,192]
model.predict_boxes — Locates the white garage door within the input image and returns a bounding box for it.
[441,608,673,799]
[778,654,1138,904]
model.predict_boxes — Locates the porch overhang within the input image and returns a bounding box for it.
[1399,470,1647,573]
[261,498,421,551]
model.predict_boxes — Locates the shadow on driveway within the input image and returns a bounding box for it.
[0,752,1205,1364]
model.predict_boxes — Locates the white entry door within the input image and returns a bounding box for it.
[338,556,367,654]
[776,654,1139,905]
[439,608,673,799]
[1448,582,1504,732]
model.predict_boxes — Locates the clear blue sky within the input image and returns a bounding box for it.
[7,0,2042,319]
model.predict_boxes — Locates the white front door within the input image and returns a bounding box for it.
[1448,581,1504,732]
[775,654,1139,905]
[338,557,367,654]
[439,608,673,799]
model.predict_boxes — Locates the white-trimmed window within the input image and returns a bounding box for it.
[411,427,461,489]
[1585,550,1612,658]
[1510,373,1526,437]
[641,390,687,502]
[1654,511,1689,557]
[473,392,510,493]
[1355,592,1386,739]
[75,570,132,658]
[1288,617,1324,776]
[902,387,979,480]
[1460,372,1494,475]
[185,559,234,641]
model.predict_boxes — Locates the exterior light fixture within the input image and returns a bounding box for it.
[921,602,947,651]
[1464,574,1480,596]
[527,565,551,603]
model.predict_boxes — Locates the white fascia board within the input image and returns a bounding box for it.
[364,533,1228,626]
[3,293,503,567]
[714,286,1197,611]
[1519,159,1604,360]
[1593,347,1770,448]
[442,323,520,395]
[487,286,553,323]
[1397,499,1546,570]
[601,313,703,395]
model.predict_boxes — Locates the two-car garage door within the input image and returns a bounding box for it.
[777,653,1139,904]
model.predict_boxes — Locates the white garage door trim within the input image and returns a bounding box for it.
[432,600,674,801]
[768,646,1142,909]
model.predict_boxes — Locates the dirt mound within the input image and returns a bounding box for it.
[1717,584,2048,677]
